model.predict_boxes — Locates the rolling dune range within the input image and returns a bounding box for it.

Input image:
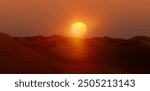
[0,32,150,73]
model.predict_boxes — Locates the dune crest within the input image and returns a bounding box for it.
[0,32,150,73]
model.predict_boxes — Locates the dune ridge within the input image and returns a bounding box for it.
[0,32,150,73]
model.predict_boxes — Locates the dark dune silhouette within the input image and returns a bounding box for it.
[0,32,150,74]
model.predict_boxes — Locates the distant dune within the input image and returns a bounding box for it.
[0,32,150,73]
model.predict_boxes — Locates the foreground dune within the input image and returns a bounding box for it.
[0,32,150,73]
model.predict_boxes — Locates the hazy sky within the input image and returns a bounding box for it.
[0,0,150,38]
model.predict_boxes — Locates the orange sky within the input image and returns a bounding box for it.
[0,0,150,38]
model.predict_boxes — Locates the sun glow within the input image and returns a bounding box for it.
[71,22,87,37]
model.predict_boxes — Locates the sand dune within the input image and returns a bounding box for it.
[0,33,66,73]
[0,32,150,73]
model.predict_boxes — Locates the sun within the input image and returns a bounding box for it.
[71,22,87,37]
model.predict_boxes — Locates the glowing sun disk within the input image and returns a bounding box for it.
[71,22,87,37]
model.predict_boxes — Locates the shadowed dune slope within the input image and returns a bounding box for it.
[0,33,120,73]
[0,33,67,73]
[0,32,150,73]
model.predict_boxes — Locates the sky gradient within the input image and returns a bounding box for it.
[0,0,150,38]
